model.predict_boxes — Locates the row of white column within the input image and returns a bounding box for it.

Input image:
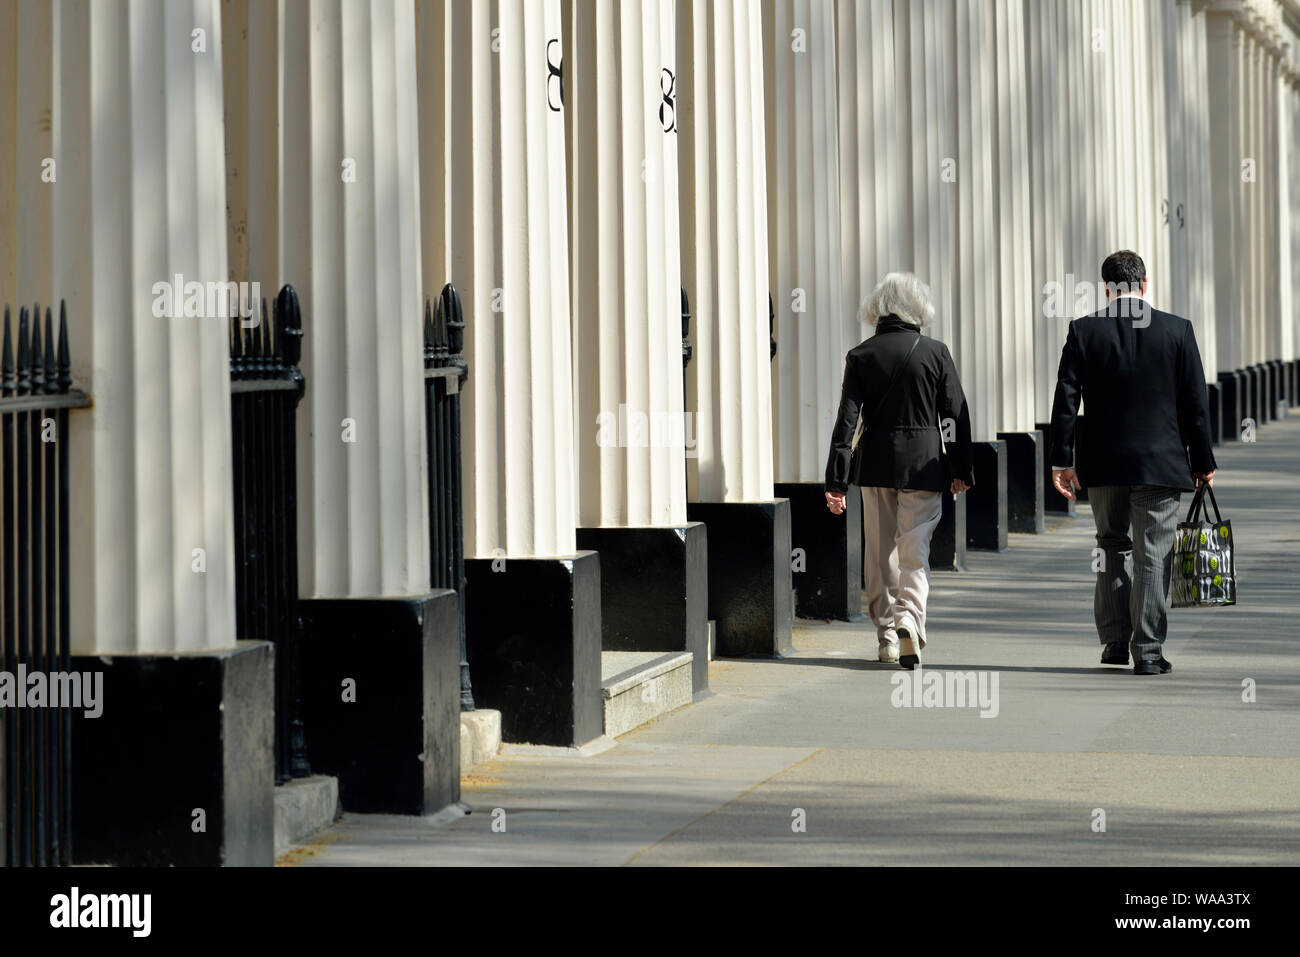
[4,0,1299,655]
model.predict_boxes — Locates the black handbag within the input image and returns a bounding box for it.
[849,332,923,478]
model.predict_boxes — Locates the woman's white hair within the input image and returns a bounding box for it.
[858,272,935,329]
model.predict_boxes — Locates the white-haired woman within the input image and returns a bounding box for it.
[824,272,974,670]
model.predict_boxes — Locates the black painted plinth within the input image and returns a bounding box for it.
[1244,365,1261,424]
[995,430,1045,533]
[775,482,863,622]
[464,553,603,747]
[1036,421,1077,516]
[299,592,460,815]
[1206,381,1222,445]
[967,440,1009,551]
[1291,359,1300,408]
[575,523,709,694]
[930,490,968,572]
[1267,358,1287,415]
[1218,371,1243,442]
[685,500,793,658]
[70,641,274,866]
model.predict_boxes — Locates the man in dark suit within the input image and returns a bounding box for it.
[1049,250,1217,676]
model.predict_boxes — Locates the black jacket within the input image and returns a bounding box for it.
[824,316,974,493]
[1049,296,1217,491]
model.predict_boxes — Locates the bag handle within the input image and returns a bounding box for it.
[857,332,922,444]
[1185,483,1223,524]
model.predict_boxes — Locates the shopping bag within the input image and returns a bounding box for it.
[1171,484,1236,608]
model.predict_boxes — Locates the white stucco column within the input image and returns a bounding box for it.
[1207,6,1245,372]
[420,0,578,557]
[276,0,429,598]
[951,0,997,441]
[991,0,1033,434]
[892,0,953,347]
[30,0,237,652]
[763,0,846,484]
[835,0,899,342]
[562,0,686,529]
[677,0,775,503]
[1026,0,1067,422]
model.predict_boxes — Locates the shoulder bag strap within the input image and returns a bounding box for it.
[859,332,923,440]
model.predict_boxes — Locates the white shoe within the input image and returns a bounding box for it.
[878,640,900,663]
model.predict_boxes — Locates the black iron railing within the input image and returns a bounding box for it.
[424,284,472,710]
[230,285,309,785]
[1,302,89,867]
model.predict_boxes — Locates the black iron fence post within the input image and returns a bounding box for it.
[230,285,309,785]
[424,283,473,711]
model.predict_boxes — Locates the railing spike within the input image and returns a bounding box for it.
[30,304,44,393]
[17,305,32,396]
[277,284,303,367]
[2,305,14,395]
[44,307,57,394]
[57,301,71,393]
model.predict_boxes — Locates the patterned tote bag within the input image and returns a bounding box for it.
[1172,484,1236,608]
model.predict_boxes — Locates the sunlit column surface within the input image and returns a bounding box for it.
[279,0,431,597]
[563,0,687,527]
[764,0,846,483]
[420,0,578,556]
[677,0,775,503]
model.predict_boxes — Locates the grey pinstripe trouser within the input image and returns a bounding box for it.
[1088,485,1182,662]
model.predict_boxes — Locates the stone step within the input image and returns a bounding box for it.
[460,708,502,770]
[274,775,340,855]
[601,650,694,738]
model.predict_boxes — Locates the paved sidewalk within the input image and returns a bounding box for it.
[288,416,1300,866]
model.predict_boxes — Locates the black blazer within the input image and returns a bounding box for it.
[1049,296,1217,491]
[824,316,974,493]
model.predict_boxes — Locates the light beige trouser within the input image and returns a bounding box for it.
[860,486,943,646]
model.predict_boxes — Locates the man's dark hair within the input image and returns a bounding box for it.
[1101,250,1146,293]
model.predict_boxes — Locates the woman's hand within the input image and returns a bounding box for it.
[825,490,846,515]
[950,478,969,495]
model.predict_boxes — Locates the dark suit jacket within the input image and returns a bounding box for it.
[1049,296,1216,491]
[824,316,973,493]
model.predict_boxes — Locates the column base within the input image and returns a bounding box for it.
[1206,381,1222,445]
[574,523,709,695]
[464,553,603,747]
[1267,358,1286,414]
[996,430,1045,533]
[299,592,461,815]
[775,482,863,622]
[929,489,968,572]
[70,641,274,866]
[1036,421,1076,516]
[1244,365,1262,425]
[1217,371,1243,442]
[967,440,1009,551]
[685,500,793,658]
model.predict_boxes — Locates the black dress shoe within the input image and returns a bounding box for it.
[1133,657,1173,675]
[1101,643,1129,665]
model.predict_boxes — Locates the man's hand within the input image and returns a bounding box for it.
[951,479,970,495]
[1193,470,1216,488]
[825,490,846,515]
[1052,466,1082,501]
